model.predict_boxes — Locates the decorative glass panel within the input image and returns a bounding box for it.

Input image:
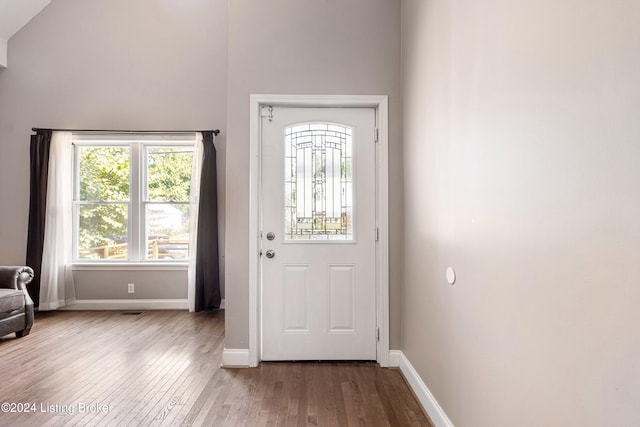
[285,123,353,240]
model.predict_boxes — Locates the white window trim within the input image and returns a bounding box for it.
[72,134,197,265]
[70,262,188,271]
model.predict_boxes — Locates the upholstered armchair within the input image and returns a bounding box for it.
[0,266,35,338]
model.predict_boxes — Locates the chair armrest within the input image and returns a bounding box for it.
[0,266,35,291]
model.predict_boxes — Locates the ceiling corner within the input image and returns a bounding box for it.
[0,38,7,68]
[0,0,52,68]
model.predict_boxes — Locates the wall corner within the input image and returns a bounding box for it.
[0,38,7,68]
[395,351,455,427]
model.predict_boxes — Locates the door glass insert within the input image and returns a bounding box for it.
[285,123,353,240]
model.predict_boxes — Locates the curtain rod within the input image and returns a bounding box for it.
[32,128,220,136]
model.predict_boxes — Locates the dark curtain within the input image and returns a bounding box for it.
[195,131,221,311]
[25,129,52,308]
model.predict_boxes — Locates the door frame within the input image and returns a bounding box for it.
[248,94,389,367]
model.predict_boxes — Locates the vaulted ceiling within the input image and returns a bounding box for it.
[0,0,51,67]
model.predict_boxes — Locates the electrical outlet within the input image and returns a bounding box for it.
[128,283,135,294]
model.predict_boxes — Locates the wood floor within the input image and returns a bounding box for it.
[0,310,431,426]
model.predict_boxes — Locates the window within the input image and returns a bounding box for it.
[73,134,196,262]
[284,123,353,240]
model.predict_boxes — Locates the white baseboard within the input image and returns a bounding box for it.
[222,348,250,368]
[38,299,71,311]
[389,350,454,427]
[389,349,402,367]
[60,299,189,310]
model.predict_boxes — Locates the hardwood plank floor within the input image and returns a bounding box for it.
[0,311,432,426]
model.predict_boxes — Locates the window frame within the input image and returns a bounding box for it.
[72,133,197,265]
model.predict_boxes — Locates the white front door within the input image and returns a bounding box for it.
[261,106,377,361]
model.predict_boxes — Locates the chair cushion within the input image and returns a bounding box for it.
[0,288,25,314]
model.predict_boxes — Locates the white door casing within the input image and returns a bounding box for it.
[242,94,389,368]
[261,107,376,360]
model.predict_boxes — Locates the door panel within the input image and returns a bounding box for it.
[283,264,310,331]
[261,107,376,361]
[328,264,356,332]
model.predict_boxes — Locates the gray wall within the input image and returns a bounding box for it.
[73,270,186,299]
[224,0,403,349]
[402,0,640,425]
[0,0,227,300]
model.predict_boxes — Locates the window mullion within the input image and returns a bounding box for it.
[130,143,142,262]
[72,145,80,260]
[141,144,148,261]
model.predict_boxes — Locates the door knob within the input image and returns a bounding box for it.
[265,250,275,259]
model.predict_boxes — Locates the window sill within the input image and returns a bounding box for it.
[71,262,189,271]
